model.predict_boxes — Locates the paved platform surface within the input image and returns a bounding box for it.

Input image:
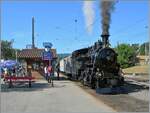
[31,71,45,80]
[1,73,115,113]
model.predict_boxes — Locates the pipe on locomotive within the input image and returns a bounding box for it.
[101,34,110,48]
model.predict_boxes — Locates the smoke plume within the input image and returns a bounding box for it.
[100,0,115,35]
[83,1,95,34]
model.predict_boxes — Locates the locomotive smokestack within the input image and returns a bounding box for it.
[32,17,35,49]
[101,34,109,47]
[100,0,115,47]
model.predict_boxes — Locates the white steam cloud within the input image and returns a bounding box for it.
[83,1,95,35]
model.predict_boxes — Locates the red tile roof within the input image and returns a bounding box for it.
[18,48,57,59]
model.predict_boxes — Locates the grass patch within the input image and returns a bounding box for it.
[123,65,149,74]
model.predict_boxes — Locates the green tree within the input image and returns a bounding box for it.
[115,44,136,68]
[139,42,149,55]
[1,40,17,60]
[131,44,140,54]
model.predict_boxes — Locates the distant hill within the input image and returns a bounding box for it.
[57,53,71,60]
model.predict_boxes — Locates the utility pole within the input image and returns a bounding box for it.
[16,50,18,62]
[32,17,35,49]
[144,26,149,64]
[145,43,147,55]
[117,41,119,47]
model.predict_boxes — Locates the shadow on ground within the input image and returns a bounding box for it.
[77,81,149,95]
[1,76,69,92]
[1,82,49,92]
[96,81,149,95]
[52,76,69,81]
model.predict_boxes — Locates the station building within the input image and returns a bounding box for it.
[18,48,57,73]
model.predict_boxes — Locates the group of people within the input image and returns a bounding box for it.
[1,65,27,78]
[1,66,16,78]
[44,63,60,85]
[44,65,53,83]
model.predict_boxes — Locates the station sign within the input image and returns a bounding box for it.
[42,51,53,60]
[43,42,53,48]
[42,42,53,60]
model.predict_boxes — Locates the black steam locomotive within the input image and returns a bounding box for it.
[61,34,124,89]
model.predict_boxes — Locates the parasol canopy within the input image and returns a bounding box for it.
[0,60,17,68]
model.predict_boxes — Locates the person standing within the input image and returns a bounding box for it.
[47,65,53,86]
[27,66,32,77]
[12,66,16,76]
[3,67,8,81]
[44,65,48,80]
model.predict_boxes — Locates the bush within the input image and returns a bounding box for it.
[115,44,136,68]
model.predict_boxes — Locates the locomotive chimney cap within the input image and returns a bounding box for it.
[101,34,110,47]
[101,34,110,37]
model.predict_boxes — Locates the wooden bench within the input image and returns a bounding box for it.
[4,76,35,88]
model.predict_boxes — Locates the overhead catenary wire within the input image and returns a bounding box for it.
[53,16,100,46]
[75,17,147,44]
[112,17,147,37]
[53,15,148,51]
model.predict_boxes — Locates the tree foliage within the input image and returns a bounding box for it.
[1,40,19,60]
[115,44,136,68]
[131,44,139,54]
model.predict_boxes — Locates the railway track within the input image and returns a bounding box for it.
[75,78,149,112]
[125,77,149,88]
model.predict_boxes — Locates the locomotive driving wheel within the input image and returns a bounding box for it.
[95,70,105,88]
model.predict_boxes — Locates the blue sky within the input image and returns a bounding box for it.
[1,0,149,53]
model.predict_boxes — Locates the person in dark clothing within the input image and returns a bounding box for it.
[56,63,60,80]
[12,66,16,76]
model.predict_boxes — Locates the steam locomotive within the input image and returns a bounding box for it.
[60,34,124,89]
